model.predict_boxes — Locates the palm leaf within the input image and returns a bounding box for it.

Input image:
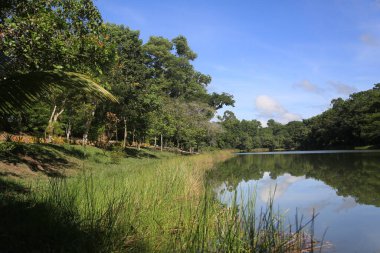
[0,71,118,114]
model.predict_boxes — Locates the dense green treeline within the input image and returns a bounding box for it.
[218,84,380,150]
[217,111,309,150]
[304,84,380,148]
[0,0,234,151]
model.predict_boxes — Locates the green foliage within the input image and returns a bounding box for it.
[305,84,380,148]
[0,0,235,150]
[217,84,380,150]
[0,0,104,74]
[208,92,235,110]
[0,71,117,114]
[172,35,197,60]
[0,141,19,153]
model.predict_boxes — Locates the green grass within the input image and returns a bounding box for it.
[0,143,319,252]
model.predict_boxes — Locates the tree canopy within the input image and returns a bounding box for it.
[0,0,234,151]
[217,84,380,151]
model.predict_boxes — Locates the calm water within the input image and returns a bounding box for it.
[209,151,380,253]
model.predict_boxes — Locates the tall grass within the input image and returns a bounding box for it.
[1,146,323,252]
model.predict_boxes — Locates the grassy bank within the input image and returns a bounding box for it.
[0,143,317,252]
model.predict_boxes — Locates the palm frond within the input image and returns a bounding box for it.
[0,71,118,114]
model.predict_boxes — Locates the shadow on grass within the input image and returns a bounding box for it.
[0,177,147,253]
[0,143,71,177]
[0,177,29,194]
[124,147,158,159]
[44,143,86,159]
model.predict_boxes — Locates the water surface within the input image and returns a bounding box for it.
[209,151,380,253]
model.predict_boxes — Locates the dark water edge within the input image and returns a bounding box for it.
[210,151,380,253]
[237,149,380,155]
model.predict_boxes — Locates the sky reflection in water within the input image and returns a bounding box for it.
[211,151,380,253]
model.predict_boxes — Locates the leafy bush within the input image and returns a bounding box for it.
[0,142,25,154]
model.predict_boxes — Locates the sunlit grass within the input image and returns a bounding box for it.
[0,144,322,252]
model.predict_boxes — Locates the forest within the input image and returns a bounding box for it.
[218,84,380,150]
[1,0,379,152]
[0,0,234,152]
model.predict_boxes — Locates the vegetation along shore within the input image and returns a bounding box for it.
[0,143,323,252]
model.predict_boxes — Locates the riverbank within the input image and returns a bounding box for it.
[238,144,380,153]
[0,143,232,252]
[0,143,316,252]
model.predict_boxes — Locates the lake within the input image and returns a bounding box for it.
[209,150,380,253]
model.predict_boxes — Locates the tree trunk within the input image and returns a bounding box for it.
[123,117,128,148]
[45,105,56,142]
[83,106,96,146]
[45,105,64,143]
[154,136,157,147]
[66,121,71,143]
[160,134,163,152]
[82,134,87,146]
[132,129,135,147]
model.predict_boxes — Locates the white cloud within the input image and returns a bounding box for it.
[282,112,302,122]
[293,80,324,94]
[259,173,305,203]
[329,81,358,95]
[256,95,284,115]
[255,95,302,124]
[334,196,358,213]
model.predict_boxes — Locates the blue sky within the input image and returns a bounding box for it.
[96,0,380,125]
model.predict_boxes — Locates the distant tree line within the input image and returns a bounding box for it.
[218,84,380,150]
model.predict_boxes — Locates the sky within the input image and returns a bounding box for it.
[96,0,380,125]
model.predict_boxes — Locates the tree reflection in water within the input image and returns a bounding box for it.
[208,151,380,207]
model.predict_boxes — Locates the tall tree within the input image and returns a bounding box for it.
[0,0,117,142]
